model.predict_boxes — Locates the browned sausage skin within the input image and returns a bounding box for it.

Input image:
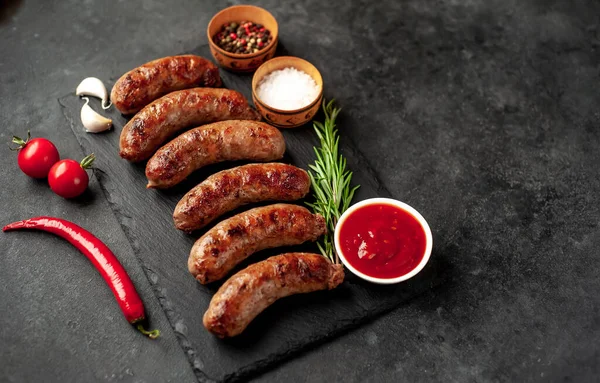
[203,253,344,338]
[189,204,326,284]
[174,163,310,232]
[119,88,261,162]
[146,121,285,189]
[111,55,222,115]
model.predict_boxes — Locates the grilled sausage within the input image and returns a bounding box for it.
[174,163,310,232]
[146,121,285,189]
[203,252,344,338]
[119,88,261,162]
[111,55,222,115]
[189,204,326,284]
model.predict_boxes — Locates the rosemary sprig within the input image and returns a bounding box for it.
[306,99,360,264]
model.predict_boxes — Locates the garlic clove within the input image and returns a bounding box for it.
[81,97,113,133]
[76,77,111,109]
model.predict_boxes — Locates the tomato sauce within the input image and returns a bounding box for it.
[338,203,426,279]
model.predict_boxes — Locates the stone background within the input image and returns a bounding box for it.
[1,0,599,381]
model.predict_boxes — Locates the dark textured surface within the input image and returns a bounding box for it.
[1,0,600,382]
[58,66,443,381]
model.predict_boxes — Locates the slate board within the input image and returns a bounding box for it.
[58,45,446,383]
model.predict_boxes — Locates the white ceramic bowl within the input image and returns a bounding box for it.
[334,198,433,284]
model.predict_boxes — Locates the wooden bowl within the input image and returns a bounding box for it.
[207,5,279,73]
[252,56,323,128]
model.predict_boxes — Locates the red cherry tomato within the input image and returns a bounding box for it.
[48,154,95,199]
[11,131,60,178]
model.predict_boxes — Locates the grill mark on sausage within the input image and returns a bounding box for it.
[111,55,222,114]
[188,204,327,284]
[174,164,310,232]
[203,253,344,338]
[145,121,285,188]
[119,88,261,162]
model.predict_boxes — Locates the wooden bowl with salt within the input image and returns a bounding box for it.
[252,56,323,128]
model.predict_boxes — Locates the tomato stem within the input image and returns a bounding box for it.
[80,153,95,169]
[9,130,31,151]
[136,324,161,339]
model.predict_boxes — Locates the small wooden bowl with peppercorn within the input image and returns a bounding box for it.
[207,5,278,72]
[252,56,323,128]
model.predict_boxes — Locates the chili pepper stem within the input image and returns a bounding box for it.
[137,324,160,339]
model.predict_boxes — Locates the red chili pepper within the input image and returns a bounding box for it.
[3,216,160,339]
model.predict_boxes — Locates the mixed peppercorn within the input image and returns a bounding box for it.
[213,21,273,54]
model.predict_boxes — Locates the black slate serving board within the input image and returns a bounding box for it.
[59,46,446,382]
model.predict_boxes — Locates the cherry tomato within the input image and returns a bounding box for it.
[48,154,95,199]
[11,131,60,178]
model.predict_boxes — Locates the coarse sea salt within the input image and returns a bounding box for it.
[256,67,320,110]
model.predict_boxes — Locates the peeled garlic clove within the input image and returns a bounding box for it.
[81,97,112,133]
[76,77,111,109]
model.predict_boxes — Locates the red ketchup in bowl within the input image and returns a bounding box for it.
[337,203,427,279]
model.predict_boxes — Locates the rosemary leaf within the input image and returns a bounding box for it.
[307,99,360,263]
